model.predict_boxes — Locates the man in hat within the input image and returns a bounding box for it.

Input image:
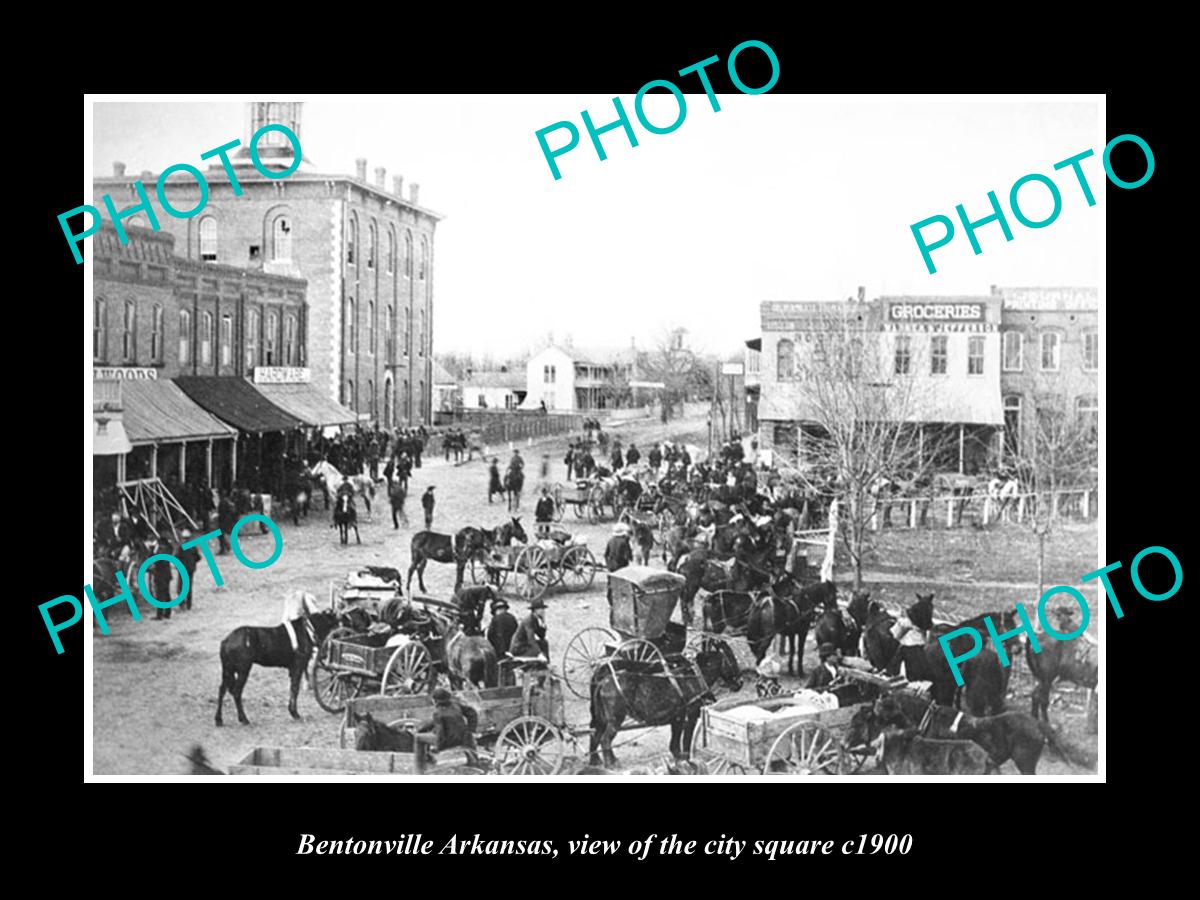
[421,485,436,530]
[486,597,519,674]
[625,443,640,466]
[487,457,503,504]
[806,643,841,690]
[534,485,556,538]
[509,598,549,661]
[176,528,200,611]
[414,688,481,773]
[605,523,633,573]
[147,534,180,621]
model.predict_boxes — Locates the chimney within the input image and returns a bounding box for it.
[355,158,367,181]
[375,166,387,188]
[409,183,420,205]
[393,174,404,196]
[113,161,127,177]
[857,285,866,303]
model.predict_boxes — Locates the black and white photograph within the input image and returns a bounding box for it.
[82,93,1106,780]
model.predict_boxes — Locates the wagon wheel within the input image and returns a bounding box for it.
[559,545,597,592]
[382,642,435,695]
[837,740,874,775]
[562,625,617,698]
[513,545,551,600]
[311,626,359,714]
[587,486,606,524]
[493,715,566,775]
[553,485,566,522]
[763,722,842,776]
[572,499,587,519]
[614,638,668,670]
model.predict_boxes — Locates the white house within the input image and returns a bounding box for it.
[462,368,527,410]
[524,342,639,412]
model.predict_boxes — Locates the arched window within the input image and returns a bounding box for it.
[200,311,213,366]
[367,301,376,355]
[417,307,425,357]
[220,315,233,366]
[346,379,356,410]
[246,309,260,371]
[776,339,794,380]
[347,299,357,353]
[387,229,396,274]
[368,379,375,420]
[347,217,357,265]
[383,377,393,429]
[178,309,191,365]
[123,300,137,362]
[94,299,107,362]
[150,304,163,363]
[200,216,218,261]
[1040,331,1061,371]
[404,308,411,356]
[402,378,410,421]
[419,236,428,280]
[404,231,413,278]
[272,215,292,261]
[265,311,278,365]
[284,315,297,365]
[385,305,395,363]
[418,379,425,420]
[1003,394,1022,458]
[367,223,377,269]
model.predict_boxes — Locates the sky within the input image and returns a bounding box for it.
[91,96,1101,359]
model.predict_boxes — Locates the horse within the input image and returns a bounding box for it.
[355,712,416,752]
[676,549,771,628]
[505,466,525,511]
[310,459,378,517]
[890,611,1010,716]
[588,640,742,768]
[453,584,498,631]
[1025,615,1098,722]
[813,590,862,658]
[629,518,655,566]
[854,596,899,669]
[333,491,360,545]
[408,519,527,593]
[443,623,500,688]
[215,610,338,726]
[746,578,835,675]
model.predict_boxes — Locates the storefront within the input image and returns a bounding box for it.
[252,367,358,462]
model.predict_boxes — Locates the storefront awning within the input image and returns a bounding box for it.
[121,379,238,444]
[254,382,358,427]
[174,376,302,433]
[93,416,133,455]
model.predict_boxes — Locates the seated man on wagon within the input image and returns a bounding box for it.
[414,688,482,773]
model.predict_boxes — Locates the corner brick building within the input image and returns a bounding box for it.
[92,101,442,427]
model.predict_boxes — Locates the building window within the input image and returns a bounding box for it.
[368,379,375,419]
[405,231,413,278]
[265,312,277,365]
[272,216,292,261]
[220,315,232,366]
[347,299,357,354]
[386,306,395,363]
[1002,330,1022,371]
[505,394,515,410]
[150,305,163,363]
[776,339,795,380]
[387,230,396,274]
[1077,395,1098,439]
[417,307,425,356]
[383,377,393,429]
[200,311,213,366]
[1040,332,1061,371]
[893,335,912,375]
[1003,394,1021,457]
[284,315,297,366]
[402,378,410,420]
[347,218,357,265]
[420,236,428,280]
[94,299,107,362]
[367,223,377,270]
[122,300,137,362]
[368,301,376,355]
[544,364,556,384]
[200,217,218,261]
[968,335,985,375]
[346,379,356,409]
[930,335,948,375]
[246,309,260,371]
[178,309,191,365]
[404,308,411,355]
[418,379,425,419]
[1083,330,1098,371]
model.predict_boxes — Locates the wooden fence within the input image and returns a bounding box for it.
[429,410,583,454]
[868,487,1099,531]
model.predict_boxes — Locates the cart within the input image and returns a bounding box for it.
[689,668,906,775]
[340,662,576,775]
[468,533,601,601]
[554,479,604,523]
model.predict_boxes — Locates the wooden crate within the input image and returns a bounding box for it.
[697,700,858,770]
[229,746,415,775]
[327,638,394,676]
[343,686,531,746]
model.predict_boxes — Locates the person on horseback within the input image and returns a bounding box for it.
[414,688,482,773]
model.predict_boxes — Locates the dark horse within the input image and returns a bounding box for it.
[333,492,360,545]
[588,640,742,768]
[813,589,863,658]
[215,610,338,726]
[1025,611,1098,722]
[443,623,500,688]
[747,578,836,675]
[505,466,525,511]
[407,518,527,593]
[629,518,655,566]
[355,712,416,751]
[676,549,769,628]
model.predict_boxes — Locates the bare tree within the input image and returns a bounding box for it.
[641,327,707,423]
[771,309,954,590]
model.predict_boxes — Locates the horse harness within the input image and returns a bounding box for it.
[603,652,713,710]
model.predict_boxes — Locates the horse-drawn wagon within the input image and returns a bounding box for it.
[468,531,600,600]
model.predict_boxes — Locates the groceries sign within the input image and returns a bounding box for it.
[884,301,993,332]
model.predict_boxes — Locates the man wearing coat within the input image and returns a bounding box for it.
[508,598,549,661]
[414,688,481,772]
[487,598,519,683]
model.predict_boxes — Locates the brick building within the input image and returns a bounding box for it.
[994,286,1098,461]
[93,100,443,428]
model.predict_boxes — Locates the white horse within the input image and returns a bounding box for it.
[309,460,379,520]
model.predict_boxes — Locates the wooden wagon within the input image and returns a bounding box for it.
[469,534,600,601]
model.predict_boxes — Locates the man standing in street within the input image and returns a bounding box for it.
[421,486,436,530]
[487,457,503,504]
[534,485,556,538]
[177,528,200,611]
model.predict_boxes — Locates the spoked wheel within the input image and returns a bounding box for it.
[587,487,606,524]
[562,626,617,698]
[468,554,506,589]
[559,545,597,592]
[312,627,359,714]
[382,642,435,695]
[513,545,551,600]
[572,500,587,519]
[553,485,566,522]
[614,638,668,670]
[763,723,842,776]
[837,742,874,775]
[493,716,566,775]
[684,631,734,661]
